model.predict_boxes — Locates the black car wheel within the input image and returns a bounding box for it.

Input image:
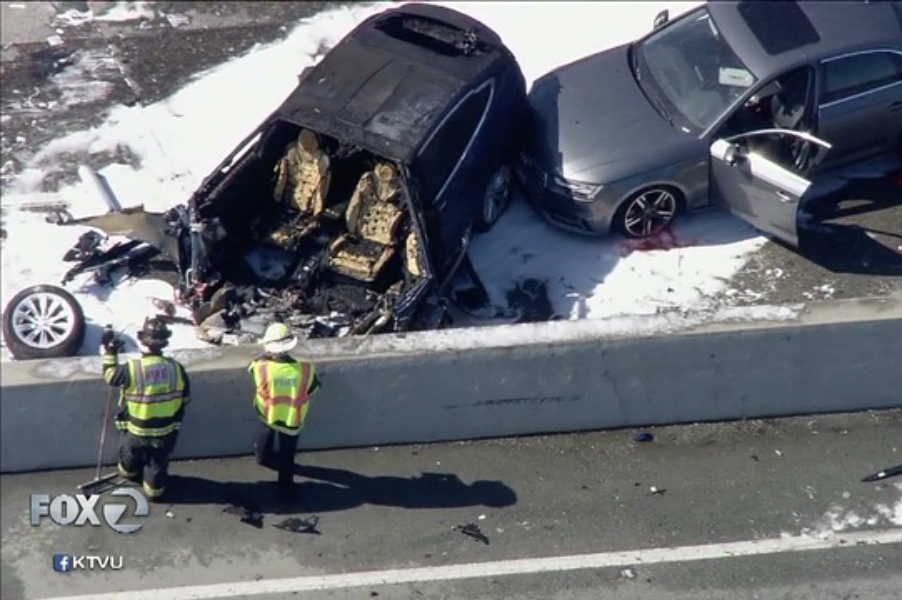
[615,186,680,239]
[2,284,86,360]
[474,165,512,232]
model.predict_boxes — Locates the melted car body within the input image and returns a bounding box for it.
[156,4,527,339]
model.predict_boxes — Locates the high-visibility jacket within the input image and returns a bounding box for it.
[249,358,318,436]
[107,355,188,437]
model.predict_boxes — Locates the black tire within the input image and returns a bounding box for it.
[614,185,682,239]
[2,284,86,360]
[474,164,512,233]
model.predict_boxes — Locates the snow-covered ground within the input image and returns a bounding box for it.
[1,0,776,360]
[788,481,902,540]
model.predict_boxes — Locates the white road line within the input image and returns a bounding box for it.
[42,528,902,600]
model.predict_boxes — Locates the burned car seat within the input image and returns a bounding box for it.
[326,162,406,283]
[267,129,332,249]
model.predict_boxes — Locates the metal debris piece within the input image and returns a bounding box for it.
[165,510,174,518]
[151,297,177,316]
[223,504,264,529]
[862,463,902,483]
[775,449,784,457]
[505,278,554,323]
[273,516,321,535]
[165,13,191,28]
[621,568,637,580]
[633,432,654,443]
[648,486,666,496]
[454,523,489,545]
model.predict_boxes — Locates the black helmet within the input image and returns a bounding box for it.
[138,317,172,349]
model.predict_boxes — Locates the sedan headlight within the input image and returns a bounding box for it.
[550,175,603,202]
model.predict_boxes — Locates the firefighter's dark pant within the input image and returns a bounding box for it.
[255,421,299,488]
[118,431,178,501]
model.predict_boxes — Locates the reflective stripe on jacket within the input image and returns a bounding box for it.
[250,359,316,436]
[116,356,187,437]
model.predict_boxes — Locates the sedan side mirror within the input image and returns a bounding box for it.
[653,10,669,30]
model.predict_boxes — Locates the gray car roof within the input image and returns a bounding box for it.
[280,3,510,162]
[707,0,902,78]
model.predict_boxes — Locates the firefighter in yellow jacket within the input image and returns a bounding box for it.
[249,323,320,493]
[102,317,190,502]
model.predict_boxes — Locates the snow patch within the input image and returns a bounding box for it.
[51,1,156,29]
[50,50,122,106]
[793,483,902,539]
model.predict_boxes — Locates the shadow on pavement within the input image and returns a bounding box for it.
[164,465,517,516]
[797,170,902,276]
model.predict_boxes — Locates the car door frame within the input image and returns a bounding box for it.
[413,78,496,268]
[814,47,902,168]
[708,128,832,246]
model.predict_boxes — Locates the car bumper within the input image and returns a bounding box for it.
[514,160,613,236]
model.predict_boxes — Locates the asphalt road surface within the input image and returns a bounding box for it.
[2,1,900,309]
[2,411,901,599]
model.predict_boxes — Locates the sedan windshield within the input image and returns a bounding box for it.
[634,8,757,132]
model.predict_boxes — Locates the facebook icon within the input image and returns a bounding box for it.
[53,553,72,573]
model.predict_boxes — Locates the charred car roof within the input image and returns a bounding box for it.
[275,3,515,161]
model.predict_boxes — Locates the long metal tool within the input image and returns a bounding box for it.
[77,377,120,492]
[862,463,902,483]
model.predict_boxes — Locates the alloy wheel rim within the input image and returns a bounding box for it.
[11,293,76,349]
[624,189,676,238]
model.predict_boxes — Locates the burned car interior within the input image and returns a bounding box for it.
[181,122,432,339]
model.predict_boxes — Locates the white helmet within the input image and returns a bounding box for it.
[261,322,298,354]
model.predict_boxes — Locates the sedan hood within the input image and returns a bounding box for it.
[527,44,694,182]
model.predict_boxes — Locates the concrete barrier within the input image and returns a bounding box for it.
[2,295,901,473]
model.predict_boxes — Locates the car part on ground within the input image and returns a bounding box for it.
[52,3,528,348]
[2,284,86,360]
[520,2,902,244]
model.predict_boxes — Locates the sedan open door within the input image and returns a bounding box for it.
[709,129,831,247]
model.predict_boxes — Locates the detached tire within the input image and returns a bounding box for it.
[3,285,86,360]
[474,165,512,233]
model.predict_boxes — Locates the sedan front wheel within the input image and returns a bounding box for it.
[616,187,680,239]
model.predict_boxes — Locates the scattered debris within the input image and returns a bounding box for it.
[223,503,264,529]
[478,514,486,521]
[454,523,490,545]
[505,278,554,323]
[47,35,65,47]
[151,297,177,317]
[29,46,76,79]
[862,463,902,483]
[648,486,666,496]
[750,454,759,462]
[165,13,191,28]
[621,567,637,580]
[165,510,174,518]
[633,432,654,443]
[273,516,321,535]
[775,449,784,457]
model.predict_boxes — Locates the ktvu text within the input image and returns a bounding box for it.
[53,553,124,573]
[31,488,149,534]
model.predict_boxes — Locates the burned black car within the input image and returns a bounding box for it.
[173,4,527,338]
[43,3,529,349]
